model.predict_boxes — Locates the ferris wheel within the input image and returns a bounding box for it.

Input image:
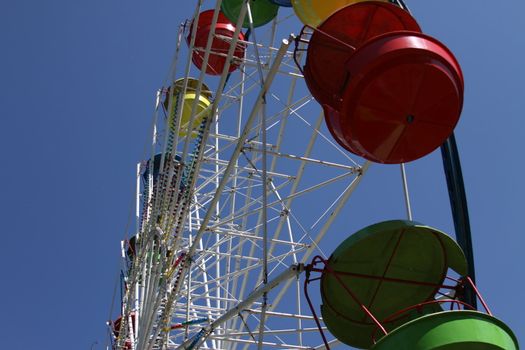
[108,1,518,349]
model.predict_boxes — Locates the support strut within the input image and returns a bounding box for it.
[441,133,477,309]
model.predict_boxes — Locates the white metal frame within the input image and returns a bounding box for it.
[111,2,378,349]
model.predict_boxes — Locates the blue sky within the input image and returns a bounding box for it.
[1,0,523,348]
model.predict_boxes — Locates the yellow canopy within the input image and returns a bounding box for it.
[293,0,388,28]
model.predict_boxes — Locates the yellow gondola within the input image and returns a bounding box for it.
[292,0,389,28]
[165,78,212,137]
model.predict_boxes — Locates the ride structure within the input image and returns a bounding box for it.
[108,0,518,349]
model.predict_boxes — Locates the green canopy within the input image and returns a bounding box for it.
[221,0,279,28]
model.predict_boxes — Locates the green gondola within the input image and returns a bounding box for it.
[320,220,468,348]
[319,220,518,349]
[221,0,279,28]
